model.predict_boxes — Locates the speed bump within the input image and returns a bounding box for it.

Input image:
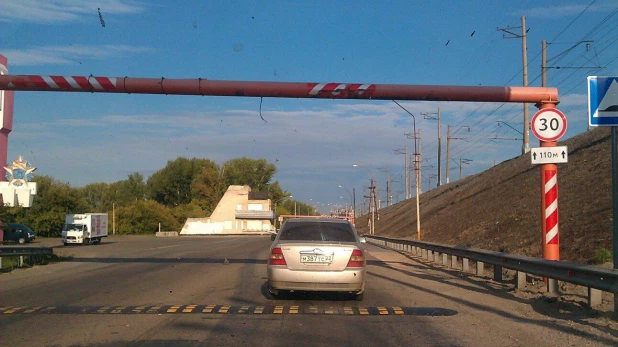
[0,305,457,316]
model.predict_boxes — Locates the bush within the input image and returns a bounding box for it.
[116,200,180,234]
[590,247,612,265]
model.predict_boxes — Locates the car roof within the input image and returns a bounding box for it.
[7,222,32,229]
[284,218,351,224]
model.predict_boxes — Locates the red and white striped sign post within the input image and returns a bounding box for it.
[531,104,567,293]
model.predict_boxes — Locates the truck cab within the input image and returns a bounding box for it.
[62,223,89,245]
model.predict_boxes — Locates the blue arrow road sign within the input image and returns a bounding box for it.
[589,76,618,126]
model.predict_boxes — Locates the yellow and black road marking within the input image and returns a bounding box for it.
[0,305,457,316]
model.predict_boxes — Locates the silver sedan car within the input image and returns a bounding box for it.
[267,218,366,301]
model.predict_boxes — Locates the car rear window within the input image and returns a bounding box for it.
[279,222,356,242]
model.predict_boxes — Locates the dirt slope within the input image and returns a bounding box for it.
[356,126,614,264]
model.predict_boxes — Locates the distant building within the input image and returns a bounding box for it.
[180,185,274,235]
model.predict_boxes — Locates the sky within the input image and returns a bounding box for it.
[0,0,617,214]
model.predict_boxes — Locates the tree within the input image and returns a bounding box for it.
[190,161,226,212]
[221,157,289,201]
[115,200,180,234]
[222,157,276,192]
[116,172,147,204]
[267,181,290,205]
[147,157,215,206]
[79,182,109,211]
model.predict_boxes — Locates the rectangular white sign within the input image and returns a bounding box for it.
[531,146,568,164]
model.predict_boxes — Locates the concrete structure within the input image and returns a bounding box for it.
[180,185,274,235]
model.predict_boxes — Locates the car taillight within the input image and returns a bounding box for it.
[347,249,365,267]
[269,247,287,265]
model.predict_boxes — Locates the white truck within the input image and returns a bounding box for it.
[62,213,108,245]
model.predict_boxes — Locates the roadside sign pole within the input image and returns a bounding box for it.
[588,76,618,316]
[612,126,618,272]
[612,127,618,317]
[536,102,560,294]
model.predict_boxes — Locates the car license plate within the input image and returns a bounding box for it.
[301,254,333,263]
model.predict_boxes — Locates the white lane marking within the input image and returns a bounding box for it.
[147,245,182,251]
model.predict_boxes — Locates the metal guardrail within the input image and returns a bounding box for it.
[365,235,618,312]
[0,245,53,270]
[0,245,53,257]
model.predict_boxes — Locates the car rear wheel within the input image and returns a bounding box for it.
[18,237,25,244]
[267,286,282,300]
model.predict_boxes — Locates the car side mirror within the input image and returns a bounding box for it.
[359,236,367,244]
[270,234,276,241]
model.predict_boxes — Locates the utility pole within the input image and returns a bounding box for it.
[414,129,422,196]
[406,129,422,195]
[373,180,382,211]
[414,129,421,239]
[459,158,473,180]
[542,39,547,88]
[422,108,441,186]
[369,179,376,234]
[427,174,437,191]
[498,16,529,154]
[446,126,450,185]
[378,166,390,206]
[352,187,355,221]
[446,125,470,184]
[394,146,408,199]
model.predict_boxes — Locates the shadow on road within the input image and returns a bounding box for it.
[65,256,267,264]
[367,244,618,343]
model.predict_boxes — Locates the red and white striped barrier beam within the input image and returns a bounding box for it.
[0,74,559,103]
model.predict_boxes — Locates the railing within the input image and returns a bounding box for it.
[0,245,54,270]
[365,235,618,313]
[234,210,275,219]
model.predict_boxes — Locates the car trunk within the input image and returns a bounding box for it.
[277,241,356,271]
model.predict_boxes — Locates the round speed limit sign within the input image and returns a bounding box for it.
[530,108,567,142]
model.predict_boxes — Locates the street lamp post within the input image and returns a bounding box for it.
[353,164,376,235]
[393,101,422,240]
[338,184,355,224]
[276,195,293,229]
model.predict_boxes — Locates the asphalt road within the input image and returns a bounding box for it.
[1,235,617,346]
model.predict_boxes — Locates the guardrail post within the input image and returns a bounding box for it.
[588,288,602,307]
[463,258,469,272]
[427,250,433,261]
[434,251,440,263]
[476,261,484,276]
[547,279,558,294]
[442,253,448,266]
[517,271,527,289]
[421,249,427,259]
[450,255,457,269]
[494,265,503,282]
